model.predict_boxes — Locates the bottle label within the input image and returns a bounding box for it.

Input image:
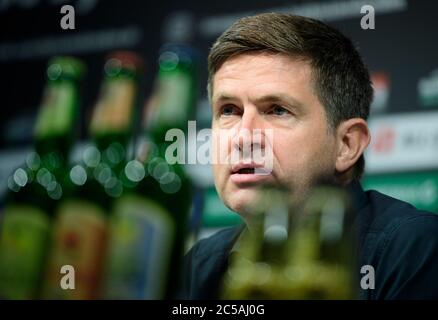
[104,194,174,299]
[43,200,107,299]
[0,205,50,299]
[152,71,192,129]
[34,82,76,139]
[90,78,136,136]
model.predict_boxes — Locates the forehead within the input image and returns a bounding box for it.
[211,53,314,101]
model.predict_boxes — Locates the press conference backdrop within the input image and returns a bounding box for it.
[1,0,437,237]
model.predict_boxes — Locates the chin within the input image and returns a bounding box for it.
[222,187,264,217]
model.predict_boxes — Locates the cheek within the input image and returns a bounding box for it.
[212,127,235,165]
[212,129,230,185]
[272,130,308,167]
[212,129,220,163]
[273,128,333,173]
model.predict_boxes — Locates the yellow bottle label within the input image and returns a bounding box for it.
[34,82,76,139]
[43,200,107,300]
[90,78,136,135]
[150,71,191,129]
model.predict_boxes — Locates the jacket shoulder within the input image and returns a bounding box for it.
[193,225,243,258]
[178,225,243,299]
[361,190,438,299]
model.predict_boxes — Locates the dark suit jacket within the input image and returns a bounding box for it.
[179,182,438,299]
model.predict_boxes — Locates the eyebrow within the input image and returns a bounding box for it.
[212,93,237,104]
[212,93,304,109]
[254,94,304,109]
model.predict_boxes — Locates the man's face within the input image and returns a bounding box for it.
[211,53,338,218]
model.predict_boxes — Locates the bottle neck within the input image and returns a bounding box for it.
[90,72,138,158]
[34,77,80,168]
[259,204,291,265]
[148,65,195,143]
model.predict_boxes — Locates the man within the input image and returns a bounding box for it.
[179,13,438,299]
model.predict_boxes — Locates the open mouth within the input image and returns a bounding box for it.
[231,163,263,174]
[235,168,255,174]
[230,163,272,185]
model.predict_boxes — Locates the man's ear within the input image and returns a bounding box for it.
[335,118,371,174]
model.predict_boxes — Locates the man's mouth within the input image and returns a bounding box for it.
[231,163,261,174]
[236,168,255,174]
[230,163,272,185]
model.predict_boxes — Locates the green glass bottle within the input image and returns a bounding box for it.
[286,186,358,299]
[0,57,85,299]
[103,44,197,299]
[222,185,358,300]
[42,52,143,300]
[221,187,294,299]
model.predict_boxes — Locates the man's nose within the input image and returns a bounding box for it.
[232,108,266,156]
[239,107,260,131]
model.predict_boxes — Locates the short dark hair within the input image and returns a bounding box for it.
[208,13,373,180]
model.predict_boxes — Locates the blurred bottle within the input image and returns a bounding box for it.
[286,186,358,299]
[42,52,143,299]
[0,57,85,299]
[222,185,358,299]
[103,44,197,299]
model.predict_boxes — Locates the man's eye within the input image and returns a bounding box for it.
[220,105,238,116]
[269,104,289,116]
